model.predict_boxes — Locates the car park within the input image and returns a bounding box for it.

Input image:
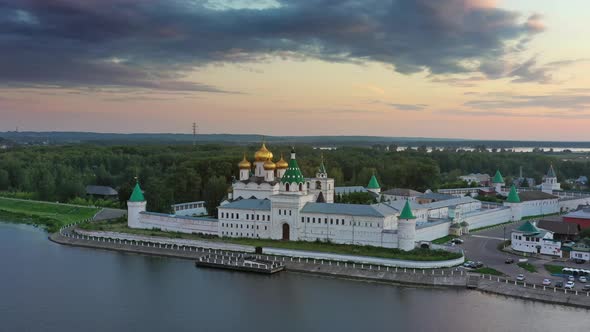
[583,284,590,291]
[542,279,551,286]
[475,261,484,268]
[555,281,564,288]
[565,281,575,289]
[579,276,587,283]
[504,258,515,264]
[516,274,525,281]
[463,261,474,268]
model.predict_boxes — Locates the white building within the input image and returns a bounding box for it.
[381,188,423,202]
[127,143,559,250]
[172,201,207,216]
[541,164,561,194]
[511,221,562,257]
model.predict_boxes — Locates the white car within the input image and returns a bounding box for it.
[542,279,551,286]
[565,281,575,290]
[579,276,587,283]
[516,274,526,281]
[568,275,575,282]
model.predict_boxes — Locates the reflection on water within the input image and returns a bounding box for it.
[0,222,587,332]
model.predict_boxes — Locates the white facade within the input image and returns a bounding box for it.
[511,225,562,257]
[172,201,207,216]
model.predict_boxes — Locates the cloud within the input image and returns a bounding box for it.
[464,92,590,111]
[0,0,545,90]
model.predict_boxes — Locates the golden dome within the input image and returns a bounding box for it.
[255,143,273,162]
[263,158,276,170]
[238,153,251,169]
[276,154,288,169]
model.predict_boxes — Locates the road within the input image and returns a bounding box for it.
[456,219,590,290]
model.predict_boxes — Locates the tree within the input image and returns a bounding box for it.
[0,169,9,190]
[203,176,227,217]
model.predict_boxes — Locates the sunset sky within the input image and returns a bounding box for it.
[2,0,590,140]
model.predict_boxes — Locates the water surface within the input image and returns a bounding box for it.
[0,222,587,332]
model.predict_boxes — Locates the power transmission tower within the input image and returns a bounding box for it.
[192,122,198,146]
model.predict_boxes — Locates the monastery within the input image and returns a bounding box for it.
[127,143,590,251]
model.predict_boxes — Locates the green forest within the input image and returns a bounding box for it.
[0,144,588,214]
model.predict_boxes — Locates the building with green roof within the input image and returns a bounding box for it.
[399,200,416,219]
[492,170,504,184]
[129,182,145,202]
[506,185,520,203]
[367,174,381,195]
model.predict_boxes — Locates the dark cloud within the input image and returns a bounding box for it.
[0,0,544,90]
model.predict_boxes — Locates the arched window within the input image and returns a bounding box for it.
[299,183,303,191]
[285,183,290,191]
[316,181,322,190]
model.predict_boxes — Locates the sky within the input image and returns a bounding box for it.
[1,0,590,140]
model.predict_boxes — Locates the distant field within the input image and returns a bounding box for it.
[80,219,462,262]
[0,198,99,232]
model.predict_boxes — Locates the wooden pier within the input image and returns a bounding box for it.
[195,253,285,274]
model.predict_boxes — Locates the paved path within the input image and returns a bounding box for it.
[92,208,126,221]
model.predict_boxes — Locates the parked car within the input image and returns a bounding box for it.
[574,259,586,264]
[579,276,587,283]
[568,275,575,282]
[452,238,464,244]
[542,279,551,286]
[565,281,575,290]
[505,258,515,264]
[463,261,474,268]
[516,274,526,281]
[583,284,590,291]
[475,261,484,268]
[555,281,564,288]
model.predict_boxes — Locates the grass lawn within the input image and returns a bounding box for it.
[544,264,565,275]
[517,262,537,273]
[432,235,458,245]
[0,197,99,232]
[80,219,463,262]
[473,267,504,276]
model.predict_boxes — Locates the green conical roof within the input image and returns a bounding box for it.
[129,182,145,202]
[399,200,416,219]
[281,156,305,184]
[367,174,380,189]
[492,170,504,183]
[318,161,327,174]
[547,164,556,178]
[517,221,540,234]
[506,185,520,203]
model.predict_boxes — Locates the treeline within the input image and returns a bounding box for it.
[0,144,588,214]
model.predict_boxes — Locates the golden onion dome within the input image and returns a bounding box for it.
[255,143,273,162]
[238,153,251,169]
[276,154,288,169]
[263,158,276,170]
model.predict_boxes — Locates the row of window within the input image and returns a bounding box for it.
[514,235,541,242]
[300,216,380,228]
[221,223,268,231]
[174,202,204,211]
[222,232,261,238]
[220,211,269,221]
[278,209,292,216]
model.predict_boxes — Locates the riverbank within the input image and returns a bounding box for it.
[0,197,99,232]
[49,230,590,309]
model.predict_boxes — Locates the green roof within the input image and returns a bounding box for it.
[318,161,327,174]
[129,182,145,202]
[516,221,540,234]
[399,200,416,219]
[506,185,520,203]
[367,175,380,189]
[492,170,504,183]
[281,157,305,184]
[547,164,556,178]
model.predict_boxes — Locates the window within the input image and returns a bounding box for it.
[301,217,305,223]
[289,210,292,216]
[299,183,303,191]
[257,215,260,221]
[265,226,268,230]
[313,218,316,223]
[285,183,290,191]
[246,214,249,220]
[279,210,281,216]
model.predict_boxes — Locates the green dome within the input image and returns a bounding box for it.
[280,153,305,184]
[129,182,145,202]
[506,185,520,203]
[367,175,380,189]
[492,170,504,184]
[399,200,416,219]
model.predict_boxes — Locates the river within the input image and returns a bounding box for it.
[0,222,588,332]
